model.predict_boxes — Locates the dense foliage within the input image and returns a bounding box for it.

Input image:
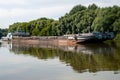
[58,4,120,35]
[9,18,59,36]
[8,4,120,37]
[0,28,8,38]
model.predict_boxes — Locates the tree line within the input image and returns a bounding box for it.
[0,28,8,38]
[5,4,120,37]
[8,18,59,36]
[58,4,120,35]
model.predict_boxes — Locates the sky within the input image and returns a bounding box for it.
[0,0,120,29]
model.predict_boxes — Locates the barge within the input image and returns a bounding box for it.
[2,32,115,45]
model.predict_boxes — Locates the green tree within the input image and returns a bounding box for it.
[69,4,86,15]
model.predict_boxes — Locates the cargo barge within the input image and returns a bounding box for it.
[2,32,115,45]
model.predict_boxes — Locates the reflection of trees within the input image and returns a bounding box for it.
[10,43,120,73]
[59,51,120,73]
[10,44,59,59]
[73,43,114,54]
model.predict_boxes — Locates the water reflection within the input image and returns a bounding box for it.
[8,41,120,73]
[63,43,114,54]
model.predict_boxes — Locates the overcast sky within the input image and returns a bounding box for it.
[0,0,120,28]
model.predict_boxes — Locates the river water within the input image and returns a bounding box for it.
[0,41,120,80]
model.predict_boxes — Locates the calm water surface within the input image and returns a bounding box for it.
[0,41,120,80]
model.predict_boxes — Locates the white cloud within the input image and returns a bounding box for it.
[0,0,120,28]
[0,4,73,28]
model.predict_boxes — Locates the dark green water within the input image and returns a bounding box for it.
[0,41,120,80]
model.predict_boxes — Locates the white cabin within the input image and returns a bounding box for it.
[2,33,12,41]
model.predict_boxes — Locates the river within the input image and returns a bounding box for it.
[0,41,120,80]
